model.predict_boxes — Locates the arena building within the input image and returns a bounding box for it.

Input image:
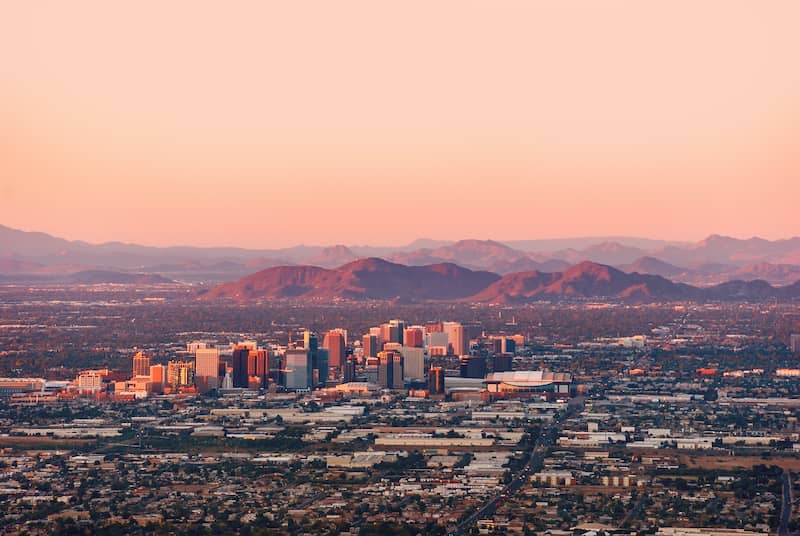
[483,371,571,394]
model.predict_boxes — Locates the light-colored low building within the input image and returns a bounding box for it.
[484,371,572,394]
[656,529,768,536]
[532,471,574,486]
[11,427,121,438]
[375,435,494,447]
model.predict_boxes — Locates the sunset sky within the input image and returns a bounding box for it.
[1,1,798,248]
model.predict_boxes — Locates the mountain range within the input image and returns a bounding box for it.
[201,258,500,301]
[2,224,800,288]
[200,258,800,303]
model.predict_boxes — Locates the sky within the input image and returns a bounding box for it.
[1,1,799,248]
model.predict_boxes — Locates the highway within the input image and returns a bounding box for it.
[779,470,793,536]
[451,396,585,535]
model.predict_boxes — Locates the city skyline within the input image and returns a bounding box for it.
[2,3,800,533]
[2,2,799,247]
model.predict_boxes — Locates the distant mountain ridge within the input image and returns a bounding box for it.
[201,258,500,301]
[468,261,700,303]
[202,259,800,303]
[3,223,800,286]
[388,239,540,274]
[0,270,173,285]
[619,256,687,277]
[306,245,359,268]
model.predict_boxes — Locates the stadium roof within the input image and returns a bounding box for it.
[484,371,572,384]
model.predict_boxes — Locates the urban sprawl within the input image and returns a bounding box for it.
[1,298,800,535]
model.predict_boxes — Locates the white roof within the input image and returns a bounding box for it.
[484,371,572,383]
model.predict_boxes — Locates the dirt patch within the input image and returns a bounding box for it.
[678,454,800,471]
[0,436,95,449]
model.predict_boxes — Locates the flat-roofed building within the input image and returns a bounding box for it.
[323,329,346,368]
[167,361,194,388]
[484,370,572,394]
[75,370,108,393]
[401,347,425,381]
[0,378,46,397]
[284,349,312,390]
[378,350,404,389]
[403,327,424,348]
[132,351,150,378]
[443,322,467,356]
[362,334,379,358]
[194,348,220,392]
[428,366,445,395]
[149,364,165,392]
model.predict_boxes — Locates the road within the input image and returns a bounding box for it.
[779,470,793,536]
[451,396,585,535]
[619,492,645,528]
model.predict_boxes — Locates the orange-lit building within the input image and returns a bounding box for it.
[403,328,424,348]
[132,351,150,378]
[323,329,346,368]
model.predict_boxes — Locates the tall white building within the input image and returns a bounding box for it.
[400,347,426,381]
[443,322,468,356]
[284,349,312,390]
[76,371,104,392]
[427,331,449,348]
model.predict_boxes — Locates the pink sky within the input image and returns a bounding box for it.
[1,1,798,248]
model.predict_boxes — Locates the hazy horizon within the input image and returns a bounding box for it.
[4,221,799,251]
[2,2,798,248]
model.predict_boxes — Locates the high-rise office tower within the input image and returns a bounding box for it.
[400,347,426,381]
[443,322,468,356]
[365,357,379,384]
[362,334,379,358]
[403,328,424,348]
[303,330,318,351]
[301,331,326,387]
[379,320,405,346]
[268,352,282,384]
[389,319,406,344]
[427,331,449,350]
[149,364,166,393]
[314,348,329,387]
[218,361,228,380]
[283,349,312,390]
[132,351,150,378]
[379,323,391,345]
[167,361,194,387]
[428,366,445,395]
[460,355,486,378]
[343,355,357,383]
[232,345,250,388]
[323,329,346,368]
[195,348,220,393]
[378,350,404,389]
[248,349,269,388]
